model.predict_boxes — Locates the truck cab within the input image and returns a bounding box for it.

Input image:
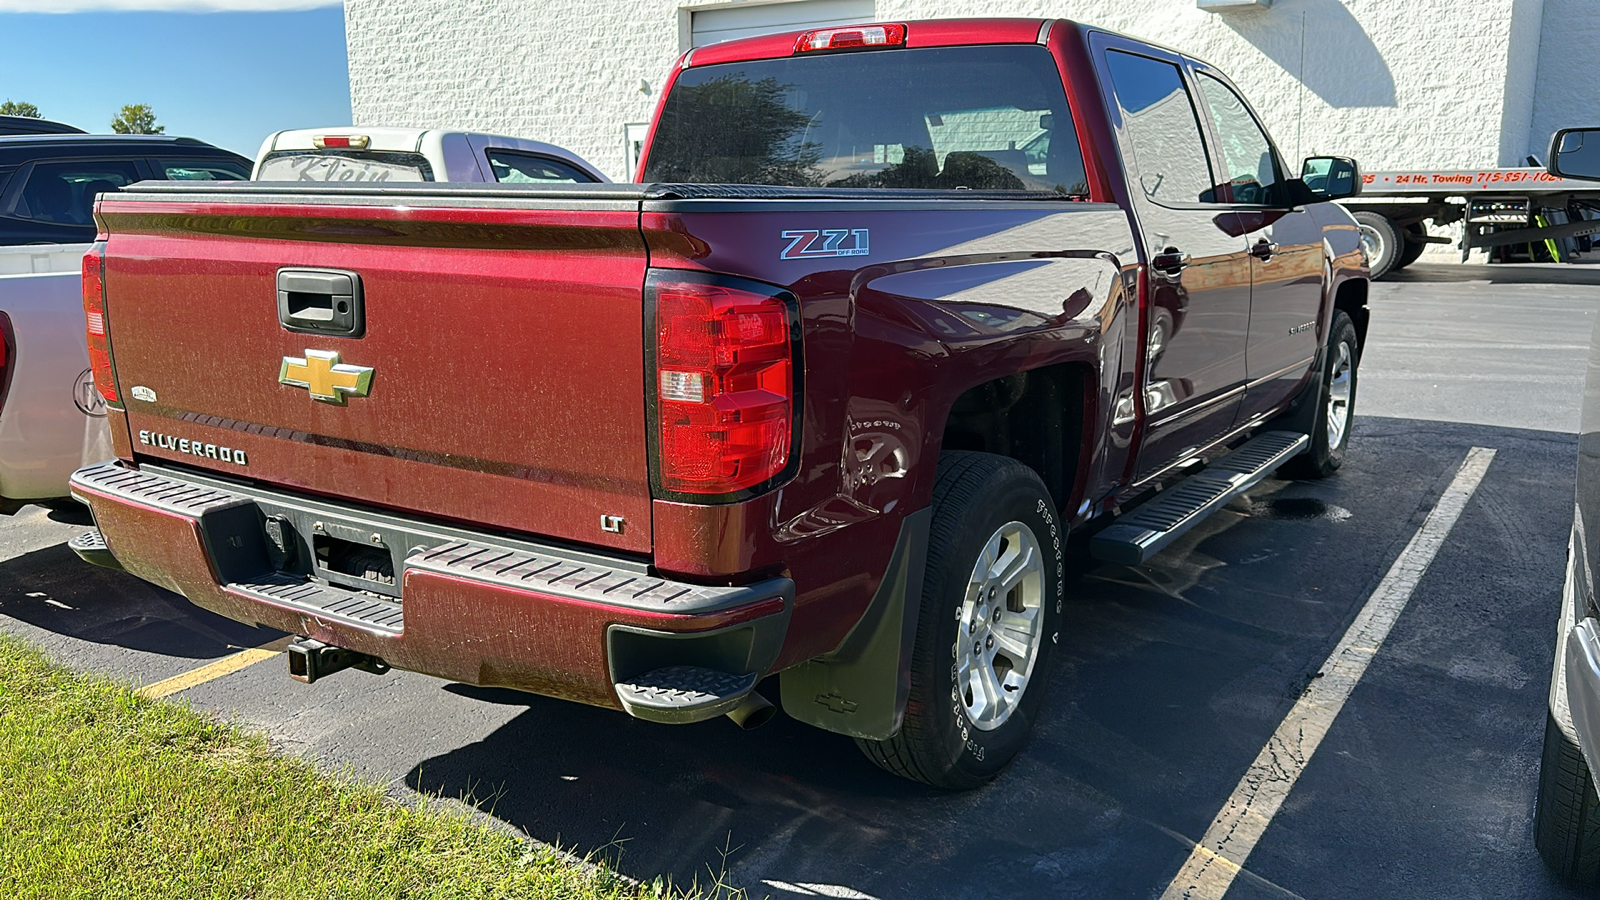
[252,127,610,184]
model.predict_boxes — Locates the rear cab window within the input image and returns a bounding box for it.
[256,150,432,182]
[487,150,596,183]
[643,44,1089,195]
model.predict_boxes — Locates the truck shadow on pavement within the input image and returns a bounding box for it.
[0,542,270,659]
[401,418,1585,899]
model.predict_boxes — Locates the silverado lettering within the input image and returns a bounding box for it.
[137,430,247,465]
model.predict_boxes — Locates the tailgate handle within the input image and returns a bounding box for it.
[277,268,364,337]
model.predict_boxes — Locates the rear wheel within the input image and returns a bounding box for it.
[1282,310,1358,480]
[1353,211,1402,279]
[856,451,1063,789]
[1395,223,1428,269]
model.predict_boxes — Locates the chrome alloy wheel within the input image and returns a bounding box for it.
[955,521,1045,731]
[1357,222,1383,266]
[1326,340,1353,449]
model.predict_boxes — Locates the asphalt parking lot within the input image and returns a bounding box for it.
[2,262,1597,899]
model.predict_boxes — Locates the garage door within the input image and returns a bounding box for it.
[690,0,876,48]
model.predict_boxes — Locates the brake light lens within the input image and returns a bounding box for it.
[653,277,796,495]
[81,242,117,404]
[795,23,906,53]
[312,134,370,150]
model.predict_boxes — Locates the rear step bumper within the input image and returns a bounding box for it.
[69,461,792,721]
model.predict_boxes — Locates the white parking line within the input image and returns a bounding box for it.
[1160,446,1497,900]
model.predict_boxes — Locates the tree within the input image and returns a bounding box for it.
[110,104,164,135]
[0,100,42,118]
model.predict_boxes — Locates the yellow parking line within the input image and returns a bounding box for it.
[136,637,291,700]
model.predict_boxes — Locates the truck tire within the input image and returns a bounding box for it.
[1536,709,1600,886]
[856,451,1063,789]
[1395,223,1428,269]
[1282,310,1358,480]
[1353,211,1402,279]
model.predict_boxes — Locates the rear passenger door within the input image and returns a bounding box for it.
[1095,35,1253,484]
[1188,65,1325,423]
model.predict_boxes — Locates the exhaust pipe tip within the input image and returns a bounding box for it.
[726,690,776,730]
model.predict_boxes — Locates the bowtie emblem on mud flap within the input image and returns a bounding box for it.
[278,349,374,404]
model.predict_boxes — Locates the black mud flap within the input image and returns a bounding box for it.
[779,508,931,741]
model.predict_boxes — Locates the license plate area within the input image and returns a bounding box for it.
[260,511,419,599]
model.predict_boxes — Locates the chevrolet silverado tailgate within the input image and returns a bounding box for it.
[96,183,653,553]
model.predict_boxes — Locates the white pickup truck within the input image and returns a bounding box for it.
[252,127,610,184]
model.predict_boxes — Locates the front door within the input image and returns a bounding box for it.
[1097,40,1253,484]
[1189,68,1326,423]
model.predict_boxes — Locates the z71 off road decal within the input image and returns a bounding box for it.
[781,228,870,259]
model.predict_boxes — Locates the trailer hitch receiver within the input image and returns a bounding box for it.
[287,637,391,683]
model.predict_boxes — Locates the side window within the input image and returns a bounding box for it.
[159,159,248,181]
[15,160,142,226]
[487,151,596,184]
[1104,50,1216,206]
[1194,73,1282,205]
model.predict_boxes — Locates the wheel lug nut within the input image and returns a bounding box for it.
[986,636,994,650]
[973,641,982,655]
[992,607,1002,623]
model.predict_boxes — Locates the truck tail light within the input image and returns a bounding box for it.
[795,23,906,53]
[650,274,799,497]
[82,242,118,404]
[312,134,370,150]
[0,312,14,419]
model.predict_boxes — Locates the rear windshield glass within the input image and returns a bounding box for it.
[256,150,431,182]
[643,45,1087,195]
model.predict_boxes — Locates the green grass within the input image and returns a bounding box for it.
[0,634,671,900]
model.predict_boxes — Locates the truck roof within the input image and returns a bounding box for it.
[685,17,1194,70]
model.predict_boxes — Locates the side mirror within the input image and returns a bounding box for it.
[1549,128,1600,182]
[1300,156,1362,201]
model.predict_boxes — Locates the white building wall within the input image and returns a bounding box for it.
[1500,0,1546,166]
[1529,0,1600,163]
[346,0,1579,182]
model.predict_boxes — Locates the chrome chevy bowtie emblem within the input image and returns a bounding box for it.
[278,349,374,404]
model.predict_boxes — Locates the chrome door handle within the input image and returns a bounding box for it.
[1151,249,1190,274]
[1250,240,1278,260]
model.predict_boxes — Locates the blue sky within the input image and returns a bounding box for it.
[0,1,350,158]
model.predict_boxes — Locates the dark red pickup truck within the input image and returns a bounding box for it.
[69,18,1368,788]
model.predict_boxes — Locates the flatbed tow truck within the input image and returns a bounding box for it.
[1340,164,1600,278]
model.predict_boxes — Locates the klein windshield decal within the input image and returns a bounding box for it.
[781,229,870,260]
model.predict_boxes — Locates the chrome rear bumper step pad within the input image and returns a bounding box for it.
[1091,430,1309,566]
